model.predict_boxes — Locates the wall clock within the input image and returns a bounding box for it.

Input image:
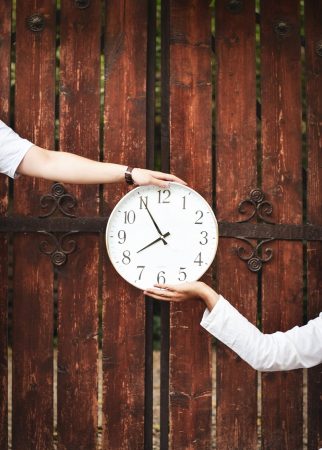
[105,182,218,290]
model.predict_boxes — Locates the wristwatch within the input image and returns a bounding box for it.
[125,166,135,185]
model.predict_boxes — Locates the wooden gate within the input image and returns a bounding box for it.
[0,1,321,449]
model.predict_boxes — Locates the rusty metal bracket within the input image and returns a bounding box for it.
[38,231,78,267]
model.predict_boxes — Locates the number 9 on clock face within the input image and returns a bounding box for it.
[105,182,218,290]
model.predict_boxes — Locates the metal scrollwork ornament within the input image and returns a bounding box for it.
[235,238,274,273]
[235,188,275,272]
[237,188,274,224]
[39,183,77,218]
[38,231,78,267]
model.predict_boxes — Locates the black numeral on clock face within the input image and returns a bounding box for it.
[195,210,203,224]
[139,196,148,209]
[122,250,131,264]
[124,210,136,224]
[178,267,187,281]
[194,252,203,266]
[157,189,171,203]
[118,230,126,244]
[199,231,208,245]
[157,271,166,284]
[136,266,145,281]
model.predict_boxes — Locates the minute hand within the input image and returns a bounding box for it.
[142,200,167,238]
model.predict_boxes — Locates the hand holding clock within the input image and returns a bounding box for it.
[144,282,219,311]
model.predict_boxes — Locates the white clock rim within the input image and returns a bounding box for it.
[105,182,219,290]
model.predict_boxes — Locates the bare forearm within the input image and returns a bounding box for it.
[17,145,185,188]
[17,146,127,184]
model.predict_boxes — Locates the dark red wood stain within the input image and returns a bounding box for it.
[0,2,11,448]
[215,1,258,449]
[305,1,322,448]
[261,1,303,448]
[169,1,213,448]
[57,1,101,449]
[102,1,148,449]
[12,1,56,449]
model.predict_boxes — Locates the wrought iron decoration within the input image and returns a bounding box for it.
[39,183,77,218]
[39,183,78,266]
[39,231,78,267]
[235,188,275,272]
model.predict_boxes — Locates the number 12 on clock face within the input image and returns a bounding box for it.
[105,182,219,291]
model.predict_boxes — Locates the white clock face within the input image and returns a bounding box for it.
[106,182,218,290]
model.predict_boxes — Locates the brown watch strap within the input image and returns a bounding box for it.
[125,166,135,185]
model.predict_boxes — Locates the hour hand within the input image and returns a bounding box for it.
[137,232,170,254]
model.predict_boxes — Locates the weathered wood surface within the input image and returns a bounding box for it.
[305,1,322,448]
[261,1,303,448]
[12,1,56,449]
[0,1,320,449]
[215,0,258,448]
[57,1,100,449]
[168,1,213,448]
[0,2,11,448]
[102,1,148,449]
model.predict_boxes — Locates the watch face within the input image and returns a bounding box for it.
[106,182,218,290]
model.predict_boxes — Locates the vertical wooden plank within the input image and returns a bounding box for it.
[261,1,303,448]
[0,2,11,449]
[168,1,213,448]
[305,1,322,448]
[145,1,156,448]
[215,1,258,449]
[160,1,171,448]
[58,2,100,449]
[13,1,56,449]
[102,1,148,449]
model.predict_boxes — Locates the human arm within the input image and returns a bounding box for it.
[145,282,322,371]
[0,120,185,187]
[16,145,185,188]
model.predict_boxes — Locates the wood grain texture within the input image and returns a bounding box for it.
[169,1,213,448]
[305,1,322,448]
[58,1,100,449]
[260,1,303,449]
[102,1,148,449]
[215,1,258,449]
[0,2,11,448]
[12,1,56,449]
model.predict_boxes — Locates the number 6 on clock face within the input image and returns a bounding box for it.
[105,182,219,290]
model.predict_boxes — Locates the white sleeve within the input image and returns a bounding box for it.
[200,296,322,372]
[0,120,34,178]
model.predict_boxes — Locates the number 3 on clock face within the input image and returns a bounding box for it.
[105,182,219,290]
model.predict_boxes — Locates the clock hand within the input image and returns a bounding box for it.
[141,199,167,240]
[137,232,170,254]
